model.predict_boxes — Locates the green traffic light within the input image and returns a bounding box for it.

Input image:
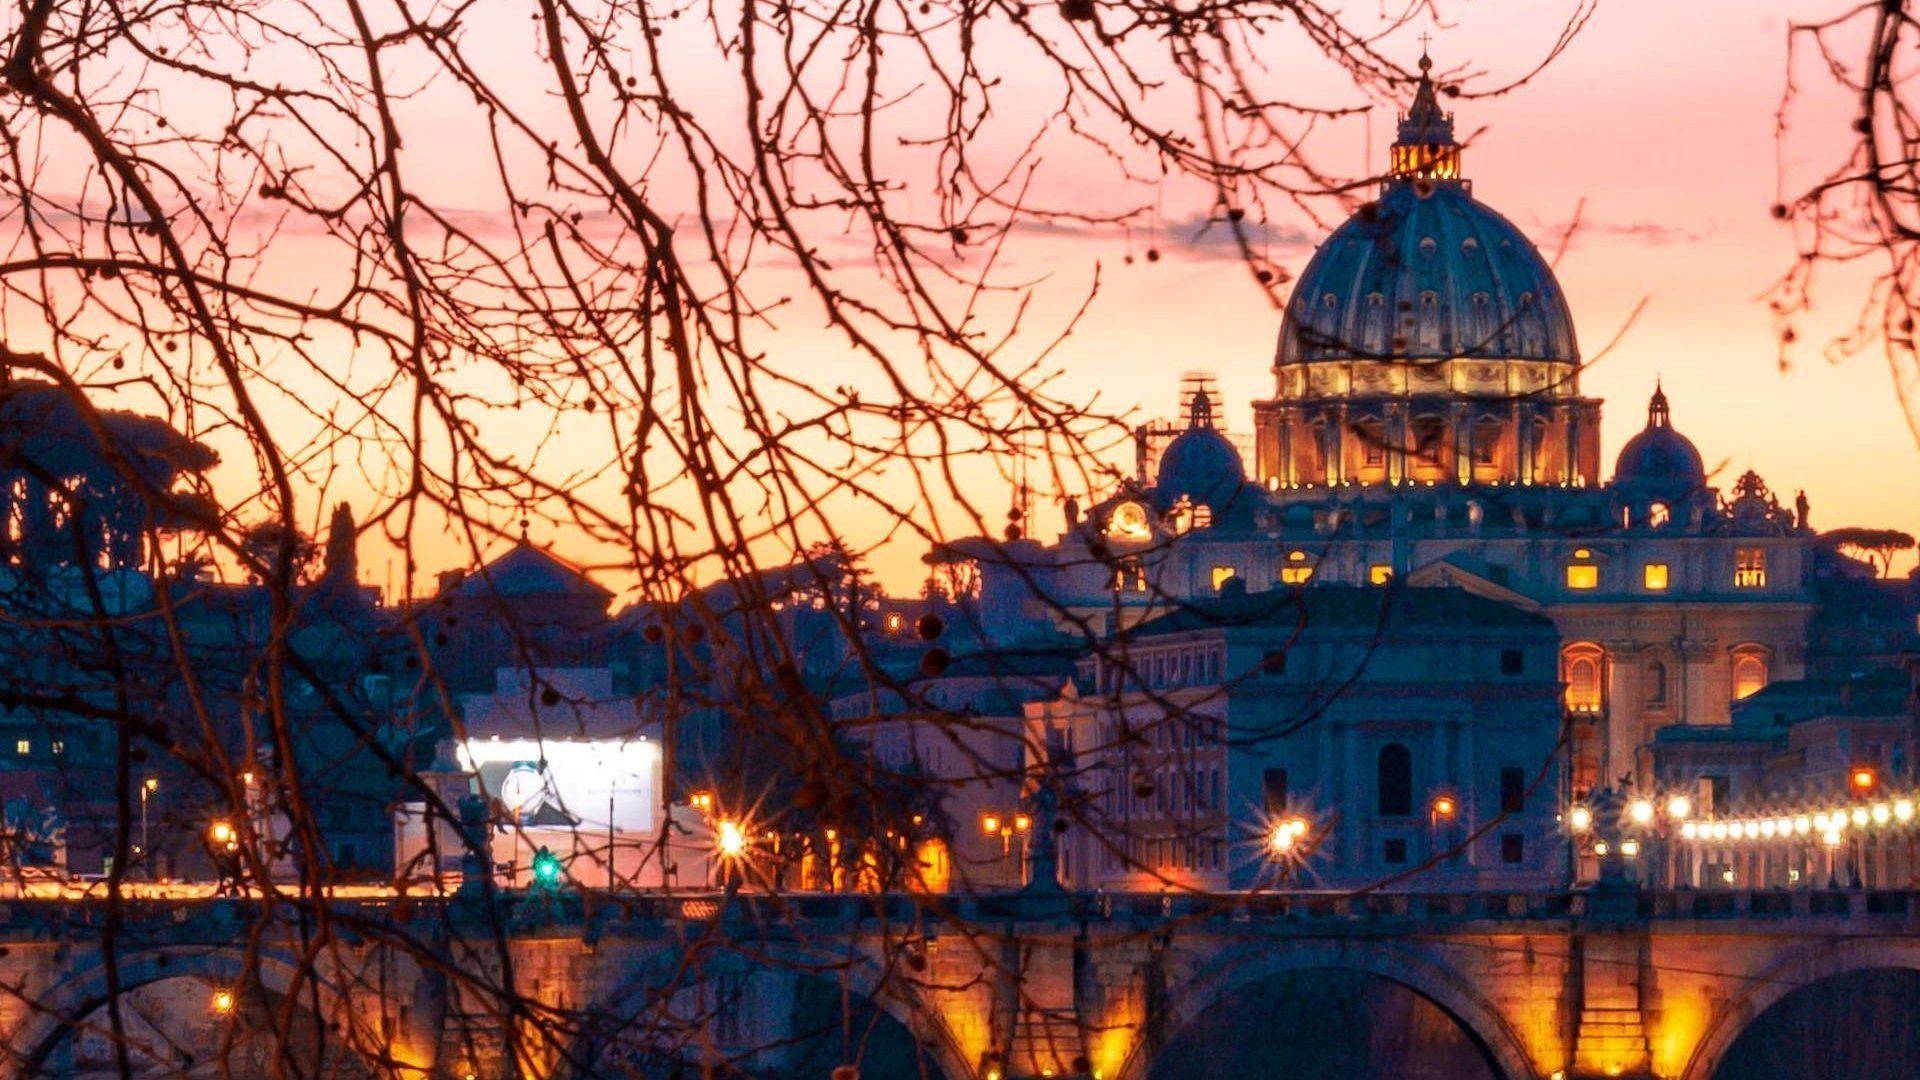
[532,847,560,885]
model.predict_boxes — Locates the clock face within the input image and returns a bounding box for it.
[1107,501,1151,541]
[499,765,546,815]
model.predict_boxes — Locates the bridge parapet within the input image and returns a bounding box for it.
[1,890,1918,1080]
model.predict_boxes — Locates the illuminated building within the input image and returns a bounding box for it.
[933,52,1914,890]
[1025,587,1567,890]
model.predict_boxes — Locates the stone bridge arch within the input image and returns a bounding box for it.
[1114,936,1539,1080]
[6,942,379,1080]
[1678,936,1920,1080]
[564,935,970,1080]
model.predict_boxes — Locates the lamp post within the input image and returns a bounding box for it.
[138,777,158,876]
[1429,793,1457,867]
[979,808,1031,887]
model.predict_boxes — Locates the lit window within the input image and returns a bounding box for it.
[1731,646,1769,701]
[1279,565,1314,585]
[1649,502,1671,528]
[1735,548,1767,589]
[1562,644,1606,713]
[1565,564,1598,590]
[13,739,27,755]
[1369,564,1393,586]
[1643,563,1669,591]
[1210,566,1239,591]
[884,612,903,633]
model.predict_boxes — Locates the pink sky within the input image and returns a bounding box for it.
[759,0,1912,588]
[23,0,1914,598]
[416,0,1920,592]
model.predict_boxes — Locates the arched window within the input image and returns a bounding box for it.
[1562,643,1607,713]
[1731,645,1770,701]
[1473,418,1503,467]
[1646,661,1668,708]
[1377,744,1413,817]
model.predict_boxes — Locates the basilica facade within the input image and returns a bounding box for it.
[923,56,1906,892]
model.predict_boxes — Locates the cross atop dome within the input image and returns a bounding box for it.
[1390,46,1461,181]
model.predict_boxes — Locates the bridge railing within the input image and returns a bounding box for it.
[1,888,1917,936]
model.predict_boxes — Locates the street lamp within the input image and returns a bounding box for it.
[1267,817,1308,855]
[138,777,159,866]
[211,989,235,1015]
[715,819,746,858]
[979,809,1030,856]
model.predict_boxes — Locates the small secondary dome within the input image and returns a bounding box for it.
[1613,384,1705,494]
[1153,389,1244,513]
[1275,53,1578,369]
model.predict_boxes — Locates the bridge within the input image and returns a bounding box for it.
[0,887,1916,1080]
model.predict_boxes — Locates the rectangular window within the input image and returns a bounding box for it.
[1279,566,1314,585]
[1702,774,1730,815]
[1501,834,1525,864]
[1210,565,1239,591]
[1565,564,1599,590]
[1735,548,1767,588]
[1500,767,1526,813]
[1262,768,1289,814]
[1500,649,1524,675]
[1643,563,1669,591]
[12,739,27,755]
[1383,838,1408,865]
[1369,564,1393,586]
[50,741,63,755]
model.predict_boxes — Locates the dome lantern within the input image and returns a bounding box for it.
[1391,50,1461,182]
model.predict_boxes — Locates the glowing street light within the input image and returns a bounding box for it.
[1268,818,1308,856]
[1852,767,1878,793]
[715,820,747,858]
[1666,794,1693,822]
[1013,813,1033,834]
[1568,805,1593,833]
[980,813,1001,837]
[1269,823,1296,854]
[211,989,235,1015]
[208,820,236,848]
[1620,838,1641,858]
[1628,798,1655,826]
[1430,795,1457,819]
